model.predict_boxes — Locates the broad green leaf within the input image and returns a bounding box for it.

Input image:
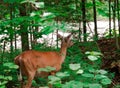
[85,51,91,54]
[3,62,19,69]
[41,26,54,35]
[82,73,94,78]
[38,66,56,72]
[0,81,8,86]
[62,81,83,88]
[89,84,102,88]
[83,82,89,87]
[56,72,70,78]
[6,76,12,80]
[20,0,36,4]
[89,68,96,73]
[76,69,84,74]
[95,75,107,80]
[35,2,44,8]
[48,75,60,81]
[97,69,108,75]
[0,85,5,88]
[48,75,61,84]
[91,51,102,56]
[46,66,56,71]
[88,55,98,61]
[101,78,112,85]
[85,51,102,56]
[69,3,76,10]
[69,64,81,70]
[0,75,4,79]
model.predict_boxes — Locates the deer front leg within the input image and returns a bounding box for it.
[48,65,61,88]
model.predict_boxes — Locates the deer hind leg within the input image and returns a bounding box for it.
[24,71,35,88]
[22,60,36,88]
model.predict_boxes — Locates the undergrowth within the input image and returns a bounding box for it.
[0,41,114,88]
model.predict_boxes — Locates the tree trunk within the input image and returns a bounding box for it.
[82,0,87,41]
[10,4,13,56]
[117,0,120,36]
[93,0,98,40]
[112,0,120,49]
[32,26,38,47]
[109,0,112,38]
[19,4,29,51]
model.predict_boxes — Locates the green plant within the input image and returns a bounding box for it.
[0,62,18,88]
[47,51,112,88]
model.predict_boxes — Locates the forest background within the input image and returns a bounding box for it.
[0,0,120,88]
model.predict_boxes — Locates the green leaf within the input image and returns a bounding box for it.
[82,73,94,78]
[6,76,12,80]
[69,3,76,10]
[20,0,36,4]
[3,62,19,69]
[0,75,4,79]
[76,69,84,74]
[85,51,91,54]
[0,85,6,88]
[89,68,96,73]
[85,51,102,56]
[3,0,21,3]
[101,78,112,85]
[97,69,108,75]
[88,55,98,61]
[62,81,83,88]
[91,51,102,56]
[38,66,56,72]
[95,75,107,80]
[48,75,61,84]
[89,83,102,88]
[56,72,70,78]
[0,81,8,86]
[69,64,81,70]
[48,75,60,81]
[41,26,54,35]
[35,2,44,8]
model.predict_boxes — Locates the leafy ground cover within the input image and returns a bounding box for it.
[1,38,120,88]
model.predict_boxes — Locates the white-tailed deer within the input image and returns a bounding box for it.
[14,33,73,88]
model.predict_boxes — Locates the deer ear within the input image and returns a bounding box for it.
[57,34,63,39]
[67,33,73,39]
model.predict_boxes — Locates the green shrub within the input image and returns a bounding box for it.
[0,62,18,88]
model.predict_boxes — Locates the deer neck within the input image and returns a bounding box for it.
[60,44,67,63]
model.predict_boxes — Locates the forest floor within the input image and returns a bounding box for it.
[97,38,120,86]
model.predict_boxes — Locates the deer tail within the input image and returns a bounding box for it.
[14,56,23,81]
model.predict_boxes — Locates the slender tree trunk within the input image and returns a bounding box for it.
[33,26,38,47]
[10,4,13,56]
[82,0,87,41]
[109,0,112,38]
[112,0,120,49]
[75,0,82,42]
[113,1,116,37]
[14,27,17,50]
[19,4,29,51]
[79,22,82,42]
[117,0,120,36]
[13,4,17,50]
[93,0,98,40]
[29,25,33,49]
[56,27,59,49]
